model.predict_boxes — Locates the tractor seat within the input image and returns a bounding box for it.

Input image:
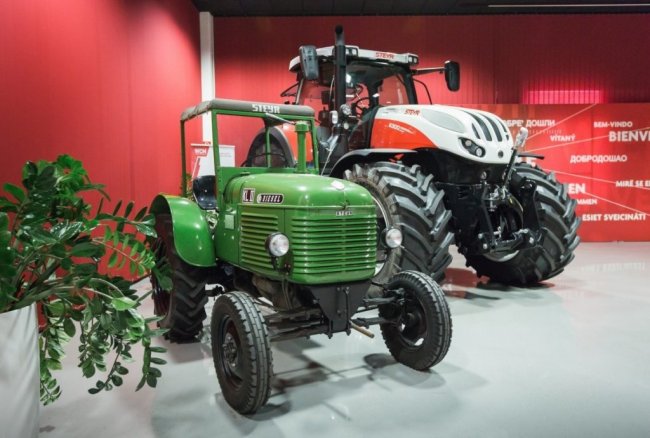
[192,175,217,210]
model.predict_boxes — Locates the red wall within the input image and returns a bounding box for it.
[213,14,650,107]
[0,0,201,209]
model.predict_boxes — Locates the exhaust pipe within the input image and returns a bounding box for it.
[333,25,347,116]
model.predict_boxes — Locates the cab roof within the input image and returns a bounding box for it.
[289,46,419,72]
[180,98,314,122]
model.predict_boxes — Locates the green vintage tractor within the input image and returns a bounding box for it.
[149,98,452,414]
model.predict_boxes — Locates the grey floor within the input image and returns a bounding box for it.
[39,242,650,438]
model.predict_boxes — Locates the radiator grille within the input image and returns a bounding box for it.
[291,214,376,276]
[240,213,278,270]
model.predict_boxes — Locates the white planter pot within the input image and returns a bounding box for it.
[0,304,40,438]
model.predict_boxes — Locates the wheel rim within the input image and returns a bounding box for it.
[218,316,243,388]
[151,238,170,316]
[372,195,391,275]
[397,292,427,347]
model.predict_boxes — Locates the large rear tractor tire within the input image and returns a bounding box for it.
[151,214,209,342]
[379,271,452,370]
[465,163,581,285]
[343,162,454,295]
[211,291,273,415]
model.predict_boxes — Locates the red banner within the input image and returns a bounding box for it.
[465,104,650,242]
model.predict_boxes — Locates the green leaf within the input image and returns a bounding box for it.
[70,241,102,258]
[146,374,158,388]
[82,362,96,378]
[111,296,137,311]
[129,260,137,276]
[134,223,157,237]
[148,328,168,338]
[113,228,120,247]
[72,263,97,277]
[3,183,25,203]
[149,346,166,354]
[45,358,62,371]
[126,309,144,328]
[63,318,76,337]
[61,257,72,270]
[153,269,173,291]
[133,207,148,221]
[108,251,119,269]
[150,357,167,365]
[51,221,83,241]
[96,197,105,216]
[112,200,123,216]
[124,201,134,218]
[0,197,18,213]
[46,300,65,317]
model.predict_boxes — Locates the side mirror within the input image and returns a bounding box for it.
[299,45,319,81]
[444,60,460,92]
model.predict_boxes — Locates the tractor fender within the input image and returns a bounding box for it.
[328,149,417,178]
[150,194,216,268]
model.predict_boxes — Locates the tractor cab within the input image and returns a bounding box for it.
[282,29,459,172]
[289,57,416,150]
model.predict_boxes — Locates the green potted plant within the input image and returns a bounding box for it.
[0,155,170,436]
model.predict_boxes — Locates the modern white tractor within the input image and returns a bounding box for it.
[244,26,580,289]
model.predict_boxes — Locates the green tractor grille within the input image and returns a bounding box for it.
[240,210,376,283]
[240,213,278,271]
[291,213,376,282]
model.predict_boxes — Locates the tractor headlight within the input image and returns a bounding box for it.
[460,137,486,158]
[382,227,403,249]
[265,233,290,257]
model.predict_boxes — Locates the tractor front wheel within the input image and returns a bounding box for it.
[379,271,452,370]
[464,163,581,285]
[211,291,273,415]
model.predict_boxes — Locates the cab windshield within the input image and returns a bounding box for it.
[297,61,416,119]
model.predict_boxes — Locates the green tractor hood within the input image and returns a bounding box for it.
[219,172,378,285]
[230,173,373,208]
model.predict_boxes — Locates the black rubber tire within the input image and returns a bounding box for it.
[379,271,452,370]
[342,162,454,294]
[151,214,209,342]
[465,163,581,285]
[211,291,273,415]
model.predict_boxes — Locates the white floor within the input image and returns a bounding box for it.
[39,242,650,437]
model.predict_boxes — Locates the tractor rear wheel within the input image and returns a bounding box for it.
[343,162,454,295]
[379,271,452,370]
[211,291,273,415]
[151,214,209,342]
[464,163,581,285]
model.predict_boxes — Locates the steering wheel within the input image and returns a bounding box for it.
[351,97,371,118]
